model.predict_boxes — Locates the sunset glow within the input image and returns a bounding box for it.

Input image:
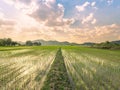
[0,0,120,43]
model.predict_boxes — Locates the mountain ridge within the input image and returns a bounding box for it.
[33,39,80,45]
[18,39,120,46]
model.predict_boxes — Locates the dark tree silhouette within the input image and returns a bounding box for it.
[0,38,19,46]
[26,41,33,46]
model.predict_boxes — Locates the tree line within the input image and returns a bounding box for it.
[0,38,41,46]
[26,40,41,46]
[0,38,18,46]
[92,41,120,49]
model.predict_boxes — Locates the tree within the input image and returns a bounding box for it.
[106,41,110,44]
[0,39,4,46]
[0,38,12,46]
[26,41,33,46]
[11,41,18,46]
[33,42,41,46]
[6,38,12,46]
[0,38,20,46]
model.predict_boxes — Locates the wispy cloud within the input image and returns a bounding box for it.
[75,2,90,12]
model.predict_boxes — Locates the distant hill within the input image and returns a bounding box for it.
[82,42,96,46]
[82,40,120,47]
[93,40,120,49]
[111,40,120,44]
[18,39,120,46]
[33,39,80,46]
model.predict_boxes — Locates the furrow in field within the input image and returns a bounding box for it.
[41,48,72,90]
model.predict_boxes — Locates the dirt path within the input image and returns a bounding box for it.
[41,48,73,90]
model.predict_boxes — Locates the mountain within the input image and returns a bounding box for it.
[18,39,120,46]
[111,40,120,44]
[33,39,80,46]
[82,42,96,46]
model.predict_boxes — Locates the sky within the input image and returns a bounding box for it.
[0,0,120,43]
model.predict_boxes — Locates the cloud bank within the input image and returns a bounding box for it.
[0,0,119,43]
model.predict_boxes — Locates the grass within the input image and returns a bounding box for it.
[62,46,120,90]
[0,46,58,90]
[41,48,72,90]
[0,46,120,90]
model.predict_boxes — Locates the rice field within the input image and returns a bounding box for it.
[62,46,120,90]
[0,46,120,90]
[0,46,58,90]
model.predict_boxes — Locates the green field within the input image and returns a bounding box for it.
[0,46,120,90]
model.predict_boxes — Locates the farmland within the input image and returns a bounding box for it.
[0,46,120,90]
[0,46,58,90]
[62,46,120,90]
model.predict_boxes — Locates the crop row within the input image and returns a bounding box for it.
[62,49,120,90]
[0,47,57,90]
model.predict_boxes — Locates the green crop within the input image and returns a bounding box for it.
[0,46,120,90]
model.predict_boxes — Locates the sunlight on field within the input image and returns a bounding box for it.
[0,46,120,90]
[62,46,120,90]
[0,46,57,90]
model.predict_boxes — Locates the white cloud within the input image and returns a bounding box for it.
[3,0,14,5]
[15,1,39,14]
[91,19,96,24]
[1,0,119,43]
[82,13,93,24]
[91,2,96,7]
[75,1,97,13]
[69,24,120,43]
[76,2,90,12]
[3,0,38,14]
[107,0,114,5]
[46,0,56,4]
[31,2,74,27]
[3,0,75,27]
[76,1,97,12]
[82,13,96,24]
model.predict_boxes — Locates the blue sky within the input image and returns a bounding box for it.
[0,0,120,43]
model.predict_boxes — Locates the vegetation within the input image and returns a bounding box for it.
[0,38,19,46]
[42,48,72,90]
[0,38,41,46]
[0,46,58,90]
[92,41,120,49]
[62,46,120,90]
[0,46,120,90]
[26,40,41,46]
